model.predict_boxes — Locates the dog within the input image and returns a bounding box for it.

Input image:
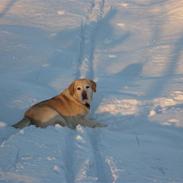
[12,79,106,129]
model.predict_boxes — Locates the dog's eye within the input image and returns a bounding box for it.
[77,87,81,90]
[86,86,90,89]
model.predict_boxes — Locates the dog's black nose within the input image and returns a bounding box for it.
[82,90,88,100]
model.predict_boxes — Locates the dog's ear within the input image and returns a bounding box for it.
[68,82,75,96]
[89,80,96,92]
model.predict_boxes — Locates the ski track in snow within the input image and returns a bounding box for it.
[65,0,112,183]
[79,1,115,182]
[65,0,114,182]
[76,0,105,79]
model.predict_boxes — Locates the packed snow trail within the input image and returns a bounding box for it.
[76,0,106,79]
[68,0,114,182]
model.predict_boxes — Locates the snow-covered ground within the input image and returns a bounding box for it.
[0,0,183,182]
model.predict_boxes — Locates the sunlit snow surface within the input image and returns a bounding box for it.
[0,0,183,183]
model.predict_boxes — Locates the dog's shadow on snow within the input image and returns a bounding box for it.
[91,63,143,127]
[94,31,183,129]
[92,4,183,129]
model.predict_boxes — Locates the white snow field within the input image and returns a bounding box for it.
[0,0,183,182]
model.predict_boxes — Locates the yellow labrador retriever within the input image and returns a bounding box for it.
[12,79,105,129]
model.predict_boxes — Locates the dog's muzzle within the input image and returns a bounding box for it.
[82,90,88,100]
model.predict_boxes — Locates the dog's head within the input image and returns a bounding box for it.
[68,79,96,106]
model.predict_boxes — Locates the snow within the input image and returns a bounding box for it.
[0,122,6,128]
[0,0,183,183]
